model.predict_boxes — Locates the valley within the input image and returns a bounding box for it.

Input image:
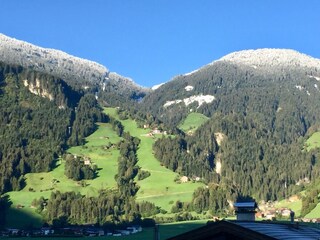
[1,34,320,236]
[5,107,203,228]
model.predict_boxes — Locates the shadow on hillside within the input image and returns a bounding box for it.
[6,207,43,229]
[159,221,207,239]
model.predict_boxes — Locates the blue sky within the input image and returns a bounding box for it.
[1,0,320,87]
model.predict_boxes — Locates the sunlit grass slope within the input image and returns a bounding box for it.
[6,108,203,227]
[274,198,302,217]
[178,112,209,134]
[7,122,120,227]
[104,108,204,211]
[305,131,320,151]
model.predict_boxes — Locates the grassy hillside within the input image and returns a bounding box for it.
[104,108,204,211]
[305,203,320,218]
[274,198,302,217]
[178,112,209,134]
[305,132,320,151]
[6,122,120,227]
[5,108,203,228]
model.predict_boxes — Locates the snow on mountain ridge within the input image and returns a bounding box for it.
[151,83,165,90]
[219,48,320,69]
[0,33,108,84]
[181,49,320,78]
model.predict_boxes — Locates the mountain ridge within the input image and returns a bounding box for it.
[220,48,320,69]
[180,48,320,79]
[0,33,148,95]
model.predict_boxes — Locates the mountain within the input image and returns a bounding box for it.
[142,48,320,127]
[0,33,148,97]
[144,49,320,201]
[0,34,148,195]
[2,36,320,227]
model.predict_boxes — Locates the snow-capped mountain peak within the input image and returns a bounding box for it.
[219,48,320,69]
[0,33,108,84]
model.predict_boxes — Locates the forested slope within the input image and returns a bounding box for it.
[146,49,320,202]
[0,62,107,194]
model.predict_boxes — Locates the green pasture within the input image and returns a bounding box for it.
[6,122,120,228]
[104,108,204,211]
[305,202,320,218]
[3,220,207,240]
[135,135,203,211]
[275,199,302,217]
[5,108,204,228]
[106,220,206,240]
[305,131,320,151]
[178,112,209,134]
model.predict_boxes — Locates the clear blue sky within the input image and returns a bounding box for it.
[1,0,320,87]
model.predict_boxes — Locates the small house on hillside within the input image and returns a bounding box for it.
[180,176,189,183]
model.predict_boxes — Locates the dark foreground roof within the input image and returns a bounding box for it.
[167,220,320,240]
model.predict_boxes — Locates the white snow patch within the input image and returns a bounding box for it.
[164,94,215,108]
[252,65,258,69]
[151,83,164,90]
[308,75,320,81]
[315,84,318,90]
[184,69,199,76]
[183,94,215,107]
[185,85,194,91]
[295,85,304,91]
[163,99,183,107]
[23,79,29,87]
[215,159,222,175]
[307,90,311,96]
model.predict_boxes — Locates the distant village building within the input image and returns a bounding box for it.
[84,159,91,165]
[152,129,161,134]
[180,176,189,183]
[281,208,292,217]
[83,157,91,165]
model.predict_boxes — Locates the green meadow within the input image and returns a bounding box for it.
[104,108,204,211]
[305,202,320,218]
[5,108,204,228]
[178,112,209,134]
[4,220,208,240]
[275,199,302,217]
[305,131,320,151]
[6,121,120,227]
